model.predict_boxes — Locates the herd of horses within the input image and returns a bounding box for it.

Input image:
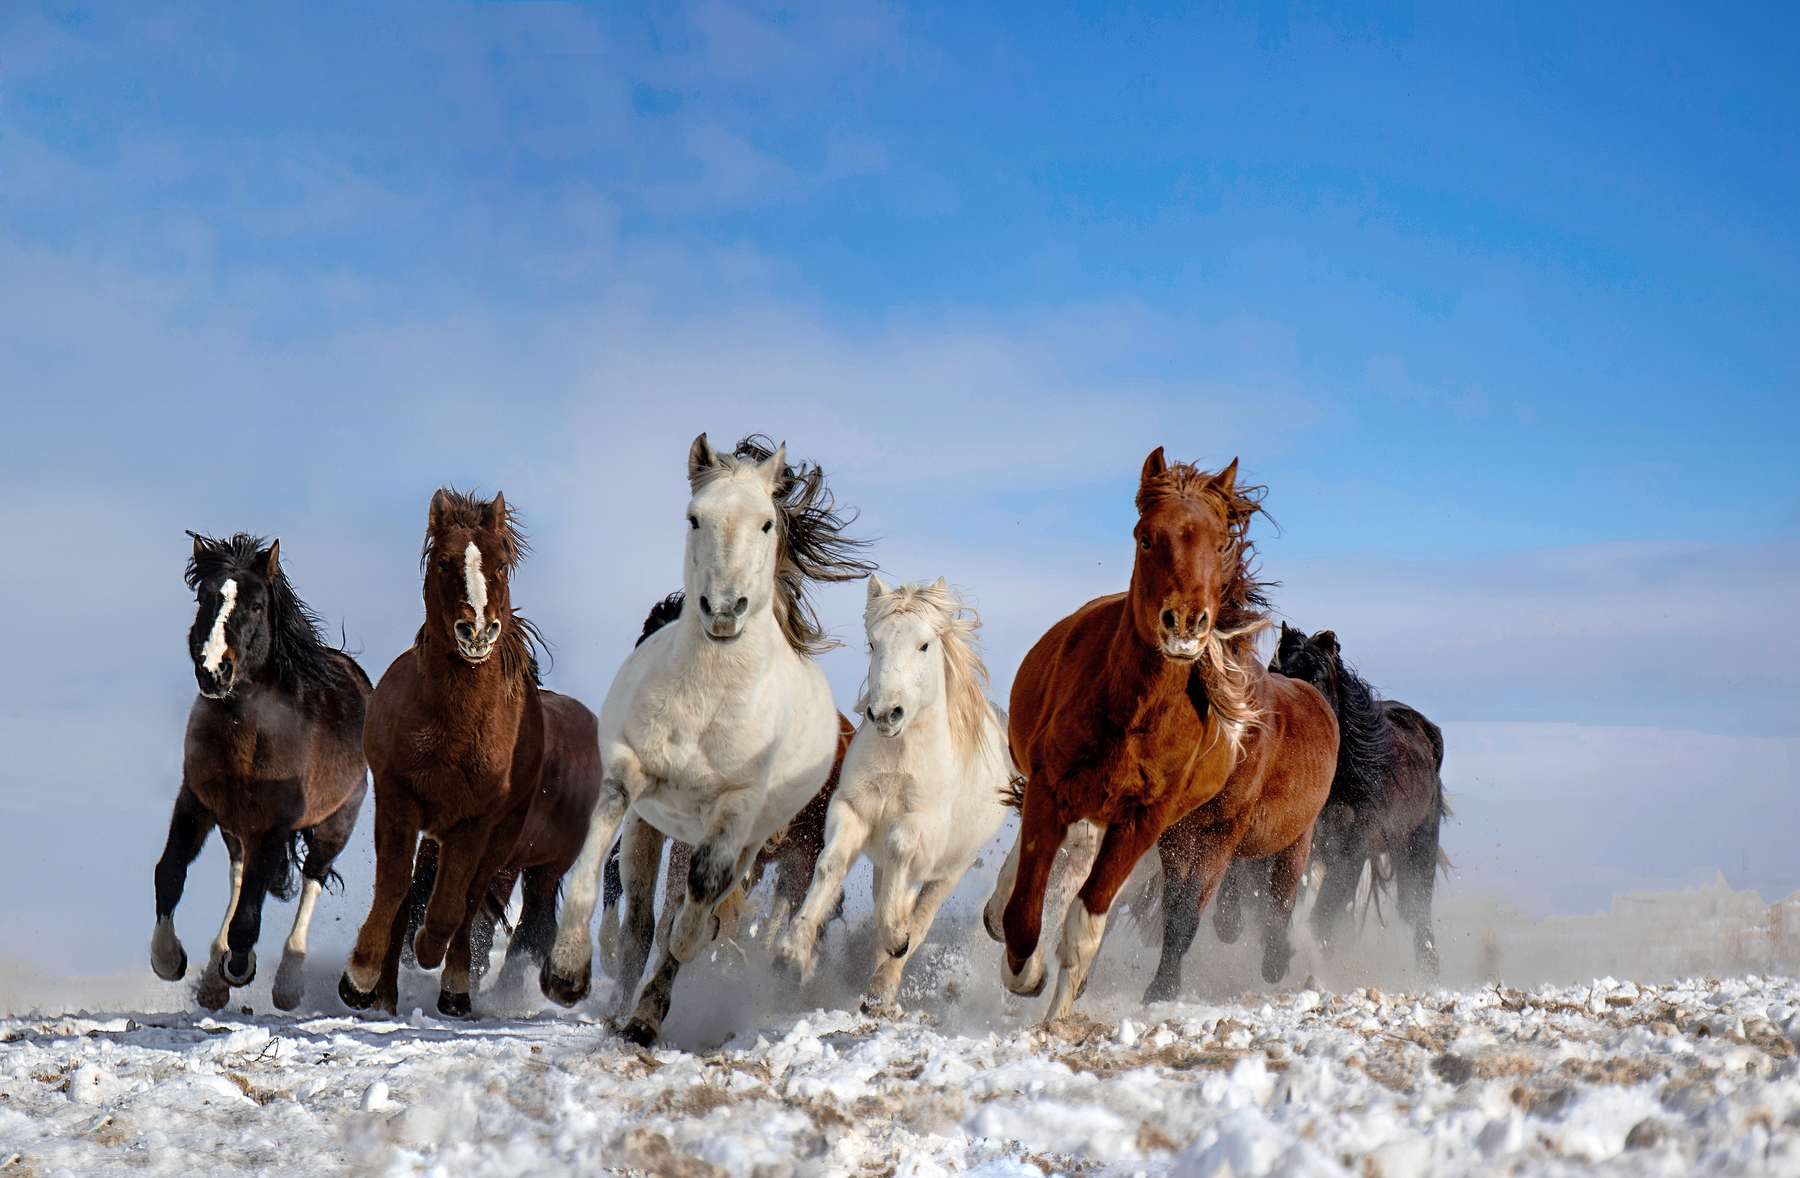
[150,434,1447,1045]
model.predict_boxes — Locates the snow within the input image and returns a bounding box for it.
[4,944,1799,1177]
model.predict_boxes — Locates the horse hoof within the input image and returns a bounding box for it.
[886,936,910,960]
[221,950,256,988]
[152,945,189,983]
[860,996,902,1019]
[617,1017,659,1047]
[272,951,306,1012]
[437,989,472,1019]
[1261,949,1293,984]
[338,973,378,1011]
[1142,976,1177,1004]
[539,958,591,1008]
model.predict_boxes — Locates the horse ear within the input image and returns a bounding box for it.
[487,491,508,531]
[1314,629,1339,657]
[866,573,888,602]
[756,442,788,489]
[256,540,280,579]
[1140,446,1167,486]
[190,531,205,562]
[1211,458,1240,491]
[429,488,451,532]
[688,433,718,483]
[931,575,947,594]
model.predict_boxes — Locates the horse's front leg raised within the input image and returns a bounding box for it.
[1000,784,1069,998]
[1047,814,1169,1021]
[866,874,955,1010]
[150,787,218,984]
[777,800,869,981]
[667,790,761,964]
[543,763,637,1006]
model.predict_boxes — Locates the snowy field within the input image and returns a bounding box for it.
[4,894,1800,1178]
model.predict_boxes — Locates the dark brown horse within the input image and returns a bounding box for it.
[1220,625,1448,973]
[151,533,370,1012]
[987,449,1338,1019]
[337,489,601,1017]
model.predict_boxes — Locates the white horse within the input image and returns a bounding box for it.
[542,434,871,1045]
[777,576,1012,1011]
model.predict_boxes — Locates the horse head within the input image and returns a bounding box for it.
[859,574,949,738]
[1273,626,1342,707]
[684,433,788,645]
[1129,448,1260,664]
[423,488,524,666]
[185,533,281,699]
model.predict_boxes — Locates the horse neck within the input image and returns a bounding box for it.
[670,597,790,684]
[1095,605,1202,726]
[416,629,518,715]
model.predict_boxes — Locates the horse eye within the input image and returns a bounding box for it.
[762,519,774,534]
[920,642,929,652]
[1139,536,1151,550]
[688,514,699,530]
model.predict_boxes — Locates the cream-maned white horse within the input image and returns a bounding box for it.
[541,434,871,1045]
[777,576,1012,1010]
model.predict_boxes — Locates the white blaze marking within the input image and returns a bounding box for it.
[200,579,238,673]
[463,542,488,627]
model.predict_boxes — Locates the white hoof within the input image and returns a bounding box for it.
[1002,947,1047,997]
[150,918,188,982]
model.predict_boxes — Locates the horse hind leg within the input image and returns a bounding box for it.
[215,826,295,1008]
[400,838,440,970]
[612,817,666,1018]
[340,789,421,1013]
[865,874,956,1013]
[151,787,216,984]
[495,865,559,995]
[272,789,364,1012]
[1394,814,1443,977]
[776,803,869,982]
[1142,858,1205,1005]
[597,842,624,979]
[619,944,683,1047]
[1211,857,1249,945]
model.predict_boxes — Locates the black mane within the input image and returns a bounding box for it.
[185,532,366,699]
[1276,627,1392,807]
[637,592,686,647]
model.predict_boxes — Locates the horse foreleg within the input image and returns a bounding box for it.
[668,795,760,963]
[866,873,956,1010]
[496,865,560,994]
[194,834,245,1012]
[1259,827,1314,984]
[544,767,635,1006]
[1143,829,1208,1004]
[983,825,1023,943]
[597,842,624,979]
[613,816,665,1017]
[341,789,421,1011]
[1000,786,1068,997]
[618,943,684,1047]
[777,800,868,981]
[432,803,530,1018]
[220,826,291,999]
[1046,815,1168,1021]
[151,787,217,984]
[874,818,929,961]
[1211,857,1249,944]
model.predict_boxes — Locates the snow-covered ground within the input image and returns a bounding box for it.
[5,906,1800,1178]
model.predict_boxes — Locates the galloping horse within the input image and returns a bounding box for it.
[777,576,1012,1011]
[985,449,1338,1019]
[543,434,872,1045]
[151,534,370,1011]
[338,489,602,1017]
[1245,625,1448,973]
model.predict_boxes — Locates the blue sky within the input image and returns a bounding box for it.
[2,1,1797,973]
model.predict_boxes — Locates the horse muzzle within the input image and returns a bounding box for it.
[1157,607,1209,661]
[454,619,501,663]
[697,592,749,643]
[195,659,236,699]
[867,704,907,739]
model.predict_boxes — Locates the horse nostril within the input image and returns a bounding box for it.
[890,705,903,721]
[1161,609,1177,631]
[732,596,749,617]
[485,621,501,641]
[698,596,713,616]
[1197,610,1209,630]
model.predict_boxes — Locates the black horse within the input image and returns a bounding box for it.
[1213,624,1447,974]
[150,534,371,1011]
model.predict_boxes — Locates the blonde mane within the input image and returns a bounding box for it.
[860,580,995,762]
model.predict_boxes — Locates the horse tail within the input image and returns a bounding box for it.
[265,833,304,903]
[637,591,686,647]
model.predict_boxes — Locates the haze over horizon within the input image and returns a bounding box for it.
[2,1,1796,977]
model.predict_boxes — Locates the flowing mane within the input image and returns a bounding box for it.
[859,579,995,762]
[417,489,543,688]
[1320,646,1393,807]
[1135,459,1275,755]
[689,435,875,655]
[184,531,365,700]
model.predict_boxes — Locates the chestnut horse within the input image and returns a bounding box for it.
[151,533,370,1012]
[338,489,602,1017]
[985,450,1338,1019]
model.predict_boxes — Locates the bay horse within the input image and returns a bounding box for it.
[983,449,1338,1019]
[777,576,1012,1012]
[337,489,602,1018]
[151,533,370,1012]
[542,434,872,1045]
[1227,625,1447,973]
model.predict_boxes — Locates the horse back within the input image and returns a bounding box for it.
[1226,671,1339,857]
[1378,699,1446,827]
